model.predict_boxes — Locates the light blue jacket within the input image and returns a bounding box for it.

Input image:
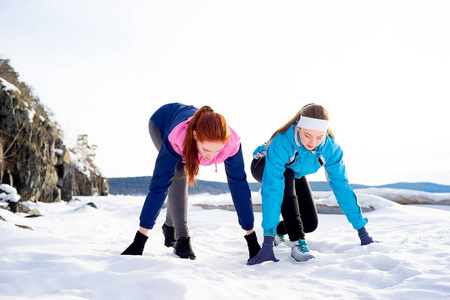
[254,123,368,236]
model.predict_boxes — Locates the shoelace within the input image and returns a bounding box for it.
[296,240,310,253]
[277,234,285,242]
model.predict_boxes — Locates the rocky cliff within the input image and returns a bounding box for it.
[0,76,108,203]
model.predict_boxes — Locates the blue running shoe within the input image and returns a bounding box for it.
[274,234,286,247]
[291,239,315,262]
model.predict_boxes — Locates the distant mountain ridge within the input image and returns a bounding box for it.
[108,176,450,196]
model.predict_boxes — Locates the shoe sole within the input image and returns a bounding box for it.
[174,251,196,260]
[164,242,175,248]
[291,253,315,262]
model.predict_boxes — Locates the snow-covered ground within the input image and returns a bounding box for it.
[1,191,449,299]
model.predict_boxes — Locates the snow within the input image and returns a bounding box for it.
[189,188,450,208]
[315,188,450,205]
[1,191,449,299]
[0,77,21,94]
[54,148,64,155]
[1,3,447,296]
[23,106,45,125]
[26,107,36,124]
[0,194,450,300]
[0,184,20,203]
[0,77,37,124]
[69,152,92,179]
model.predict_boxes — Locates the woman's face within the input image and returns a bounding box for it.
[194,131,226,160]
[299,128,326,151]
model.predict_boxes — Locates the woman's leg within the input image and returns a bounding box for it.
[149,118,189,238]
[167,162,189,239]
[294,176,318,233]
[148,119,193,258]
[280,169,305,241]
[168,162,194,259]
[284,174,316,261]
[251,159,311,240]
[250,157,265,183]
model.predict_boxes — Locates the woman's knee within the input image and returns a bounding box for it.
[303,218,318,233]
[250,157,265,183]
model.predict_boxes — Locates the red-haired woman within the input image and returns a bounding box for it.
[122,103,260,260]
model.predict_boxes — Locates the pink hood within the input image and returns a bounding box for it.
[168,117,241,166]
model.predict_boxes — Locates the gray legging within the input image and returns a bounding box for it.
[149,119,189,239]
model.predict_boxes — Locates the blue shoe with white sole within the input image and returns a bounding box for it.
[291,239,315,262]
[274,234,286,246]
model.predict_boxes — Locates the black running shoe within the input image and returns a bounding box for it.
[174,237,196,260]
[162,223,176,248]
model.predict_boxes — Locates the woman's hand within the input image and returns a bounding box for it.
[358,227,374,245]
[247,236,279,265]
[244,231,261,261]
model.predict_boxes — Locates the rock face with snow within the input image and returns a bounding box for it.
[0,81,60,202]
[0,77,108,203]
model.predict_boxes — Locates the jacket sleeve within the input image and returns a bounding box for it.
[324,143,368,230]
[139,140,181,229]
[224,144,254,231]
[260,136,289,235]
[252,144,267,157]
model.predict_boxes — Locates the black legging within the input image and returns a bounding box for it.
[251,157,318,241]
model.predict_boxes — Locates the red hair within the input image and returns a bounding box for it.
[183,106,230,185]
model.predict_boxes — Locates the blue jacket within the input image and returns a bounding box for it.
[254,123,367,235]
[140,103,254,231]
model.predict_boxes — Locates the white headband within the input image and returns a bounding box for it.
[297,116,329,132]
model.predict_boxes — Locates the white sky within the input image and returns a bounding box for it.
[1,0,449,186]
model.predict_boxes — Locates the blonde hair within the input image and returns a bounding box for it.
[267,103,334,146]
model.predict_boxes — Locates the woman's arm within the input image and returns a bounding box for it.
[224,144,255,231]
[324,141,368,230]
[260,135,290,236]
[139,141,181,229]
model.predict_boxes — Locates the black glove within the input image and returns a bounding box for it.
[244,231,261,261]
[358,227,374,246]
[121,231,148,255]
